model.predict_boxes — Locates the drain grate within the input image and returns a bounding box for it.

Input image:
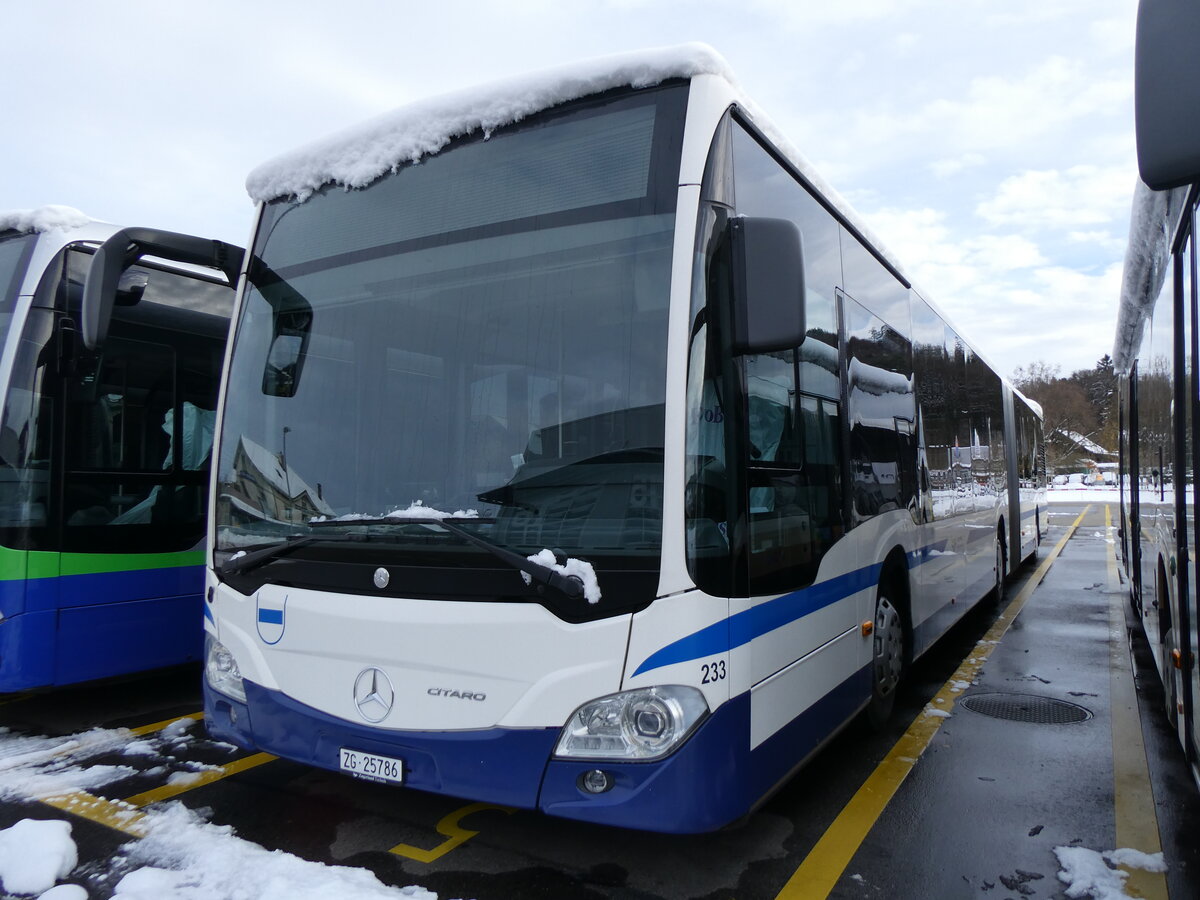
[959,692,1093,724]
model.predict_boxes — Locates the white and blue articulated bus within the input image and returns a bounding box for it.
[203,45,1045,833]
[1114,0,1200,791]
[0,207,241,692]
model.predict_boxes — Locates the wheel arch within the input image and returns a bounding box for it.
[879,545,914,667]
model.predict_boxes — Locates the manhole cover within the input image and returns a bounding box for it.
[959,693,1093,724]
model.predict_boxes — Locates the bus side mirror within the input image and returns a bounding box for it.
[262,307,312,397]
[115,271,149,306]
[728,216,806,355]
[81,227,243,351]
[1135,0,1200,188]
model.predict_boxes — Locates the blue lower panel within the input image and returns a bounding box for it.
[538,696,749,832]
[0,611,56,692]
[56,593,202,686]
[205,681,559,809]
[541,663,868,832]
[0,570,203,692]
[29,565,204,612]
[207,662,870,834]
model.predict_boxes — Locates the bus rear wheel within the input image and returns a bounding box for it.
[993,534,1008,606]
[867,592,904,729]
[1157,567,1180,730]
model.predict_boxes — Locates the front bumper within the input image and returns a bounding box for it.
[203,679,752,833]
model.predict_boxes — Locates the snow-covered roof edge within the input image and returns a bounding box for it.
[246,43,737,203]
[246,43,1016,392]
[1055,428,1113,456]
[0,205,96,234]
[1113,179,1189,373]
[245,42,911,290]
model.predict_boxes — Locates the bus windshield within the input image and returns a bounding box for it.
[215,84,687,587]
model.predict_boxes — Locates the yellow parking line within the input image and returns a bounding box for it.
[30,710,275,829]
[1106,506,1168,900]
[121,752,277,809]
[127,711,204,737]
[39,791,148,837]
[37,750,277,834]
[390,802,514,863]
[774,508,1089,899]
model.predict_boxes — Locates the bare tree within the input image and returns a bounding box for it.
[1013,359,1105,472]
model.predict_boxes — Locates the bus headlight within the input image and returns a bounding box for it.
[205,635,246,703]
[554,686,709,760]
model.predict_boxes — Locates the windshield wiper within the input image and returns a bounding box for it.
[220,536,320,577]
[309,516,586,601]
[220,531,391,578]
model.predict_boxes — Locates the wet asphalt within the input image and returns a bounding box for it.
[831,502,1199,899]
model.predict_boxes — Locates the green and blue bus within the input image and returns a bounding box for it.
[0,206,240,692]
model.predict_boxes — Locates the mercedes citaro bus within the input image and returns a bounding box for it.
[199,45,1044,832]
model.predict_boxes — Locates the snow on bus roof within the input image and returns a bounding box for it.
[0,205,95,234]
[243,42,1035,384]
[246,43,736,204]
[246,44,920,291]
[1113,179,1189,373]
[243,44,1044,401]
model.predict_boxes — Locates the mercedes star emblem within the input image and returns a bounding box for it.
[353,666,395,723]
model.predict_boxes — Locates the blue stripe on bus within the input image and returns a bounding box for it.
[632,540,967,677]
[257,608,284,625]
[633,562,884,676]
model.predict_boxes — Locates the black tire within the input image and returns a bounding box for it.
[867,589,904,730]
[992,535,1008,606]
[1157,568,1180,728]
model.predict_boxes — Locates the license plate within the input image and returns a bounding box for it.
[339,748,404,784]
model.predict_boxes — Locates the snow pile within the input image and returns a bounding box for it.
[0,205,94,234]
[1054,845,1167,899]
[523,548,602,603]
[246,43,734,203]
[113,803,436,900]
[0,725,440,900]
[0,728,137,799]
[0,818,78,895]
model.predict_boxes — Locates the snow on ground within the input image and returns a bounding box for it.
[0,725,441,900]
[0,818,78,895]
[1045,487,1121,504]
[110,804,437,900]
[0,728,137,800]
[1054,845,1167,899]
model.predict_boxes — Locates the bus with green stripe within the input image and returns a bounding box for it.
[0,206,240,692]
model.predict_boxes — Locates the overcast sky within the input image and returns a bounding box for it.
[5,0,1137,380]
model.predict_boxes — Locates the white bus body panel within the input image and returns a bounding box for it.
[750,624,861,749]
[212,582,631,730]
